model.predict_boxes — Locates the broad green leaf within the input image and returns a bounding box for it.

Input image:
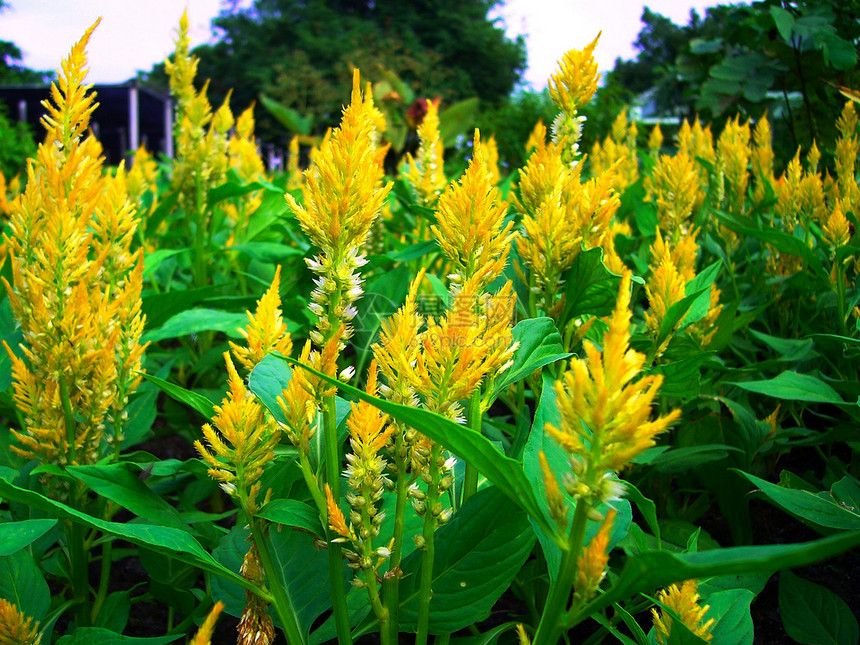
[398,487,536,633]
[220,242,304,263]
[142,248,186,278]
[779,569,859,645]
[622,481,661,547]
[770,6,795,41]
[209,526,250,617]
[0,478,254,593]
[0,549,50,621]
[650,445,741,474]
[656,262,719,349]
[0,519,56,556]
[736,471,860,531]
[69,463,189,531]
[141,284,228,330]
[730,371,843,405]
[580,531,860,620]
[706,589,755,645]
[257,499,322,535]
[748,329,816,362]
[259,93,313,135]
[142,308,248,343]
[269,524,338,639]
[490,317,571,400]
[438,98,479,147]
[57,629,182,645]
[140,373,216,420]
[561,247,622,321]
[276,356,559,540]
[831,476,860,511]
[93,591,131,633]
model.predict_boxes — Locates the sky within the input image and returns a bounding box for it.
[0,0,734,89]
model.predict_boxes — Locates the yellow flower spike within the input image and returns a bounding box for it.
[652,579,715,644]
[539,450,568,528]
[590,109,638,193]
[287,135,303,191]
[484,133,501,185]
[835,101,860,212]
[515,133,568,219]
[403,98,446,207]
[716,116,751,215]
[546,272,680,501]
[231,266,294,371]
[0,598,41,645]
[516,624,532,645]
[433,129,516,291]
[127,143,158,215]
[286,69,392,354]
[226,103,266,230]
[807,141,821,174]
[644,230,688,341]
[277,340,318,455]
[575,508,616,602]
[326,483,353,540]
[549,34,600,163]
[190,601,225,645]
[751,113,774,204]
[525,119,547,154]
[645,152,700,233]
[195,352,279,513]
[648,123,664,157]
[824,202,851,248]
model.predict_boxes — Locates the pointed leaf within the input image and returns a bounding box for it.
[779,570,859,645]
[730,371,843,405]
[140,373,216,420]
[490,317,571,400]
[0,519,57,556]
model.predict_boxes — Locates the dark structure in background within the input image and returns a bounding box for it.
[0,79,173,165]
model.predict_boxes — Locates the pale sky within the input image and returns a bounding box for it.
[0,0,734,89]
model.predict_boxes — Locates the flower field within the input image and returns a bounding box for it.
[1,13,859,645]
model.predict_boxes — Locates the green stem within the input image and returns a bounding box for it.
[532,499,590,645]
[298,451,327,518]
[90,540,112,623]
[836,259,848,336]
[383,435,410,644]
[323,394,353,645]
[415,444,442,645]
[249,518,307,645]
[462,392,481,505]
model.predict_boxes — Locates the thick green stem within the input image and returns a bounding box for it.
[532,499,590,645]
[298,451,327,518]
[462,392,481,505]
[323,394,353,645]
[383,437,411,644]
[249,518,307,645]
[415,444,442,645]
[836,260,848,336]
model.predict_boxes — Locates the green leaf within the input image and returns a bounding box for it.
[142,248,187,279]
[730,371,843,404]
[822,33,857,71]
[748,329,816,362]
[141,285,228,330]
[770,6,795,42]
[142,308,248,343]
[56,629,182,645]
[449,622,521,645]
[93,591,131,633]
[68,463,189,531]
[656,262,719,348]
[276,355,559,540]
[706,589,755,645]
[259,93,313,135]
[257,499,323,536]
[438,98,479,148]
[220,242,304,264]
[650,445,742,474]
[736,471,860,531]
[398,487,536,633]
[208,526,250,617]
[0,478,255,593]
[779,570,859,645]
[0,549,50,621]
[140,373,216,420]
[490,317,571,400]
[561,247,622,322]
[580,531,860,621]
[0,519,57,556]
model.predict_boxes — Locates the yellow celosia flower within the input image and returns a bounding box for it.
[539,450,567,528]
[549,34,600,163]
[433,130,516,292]
[326,483,353,540]
[590,109,638,193]
[195,353,280,514]
[286,134,303,191]
[575,508,616,601]
[515,131,567,219]
[404,98,447,207]
[230,265,294,371]
[286,70,392,354]
[525,119,547,154]
[127,143,158,219]
[716,116,751,215]
[546,273,680,502]
[648,123,664,157]
[0,598,40,645]
[645,152,700,233]
[835,101,860,213]
[225,103,266,232]
[644,231,688,343]
[824,202,851,248]
[190,601,225,645]
[4,20,146,468]
[516,624,531,645]
[485,133,502,185]
[751,114,774,204]
[652,579,715,644]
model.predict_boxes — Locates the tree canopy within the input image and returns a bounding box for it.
[147,0,526,142]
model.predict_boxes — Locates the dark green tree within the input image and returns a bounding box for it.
[145,0,526,143]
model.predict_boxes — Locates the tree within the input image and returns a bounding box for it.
[145,0,526,143]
